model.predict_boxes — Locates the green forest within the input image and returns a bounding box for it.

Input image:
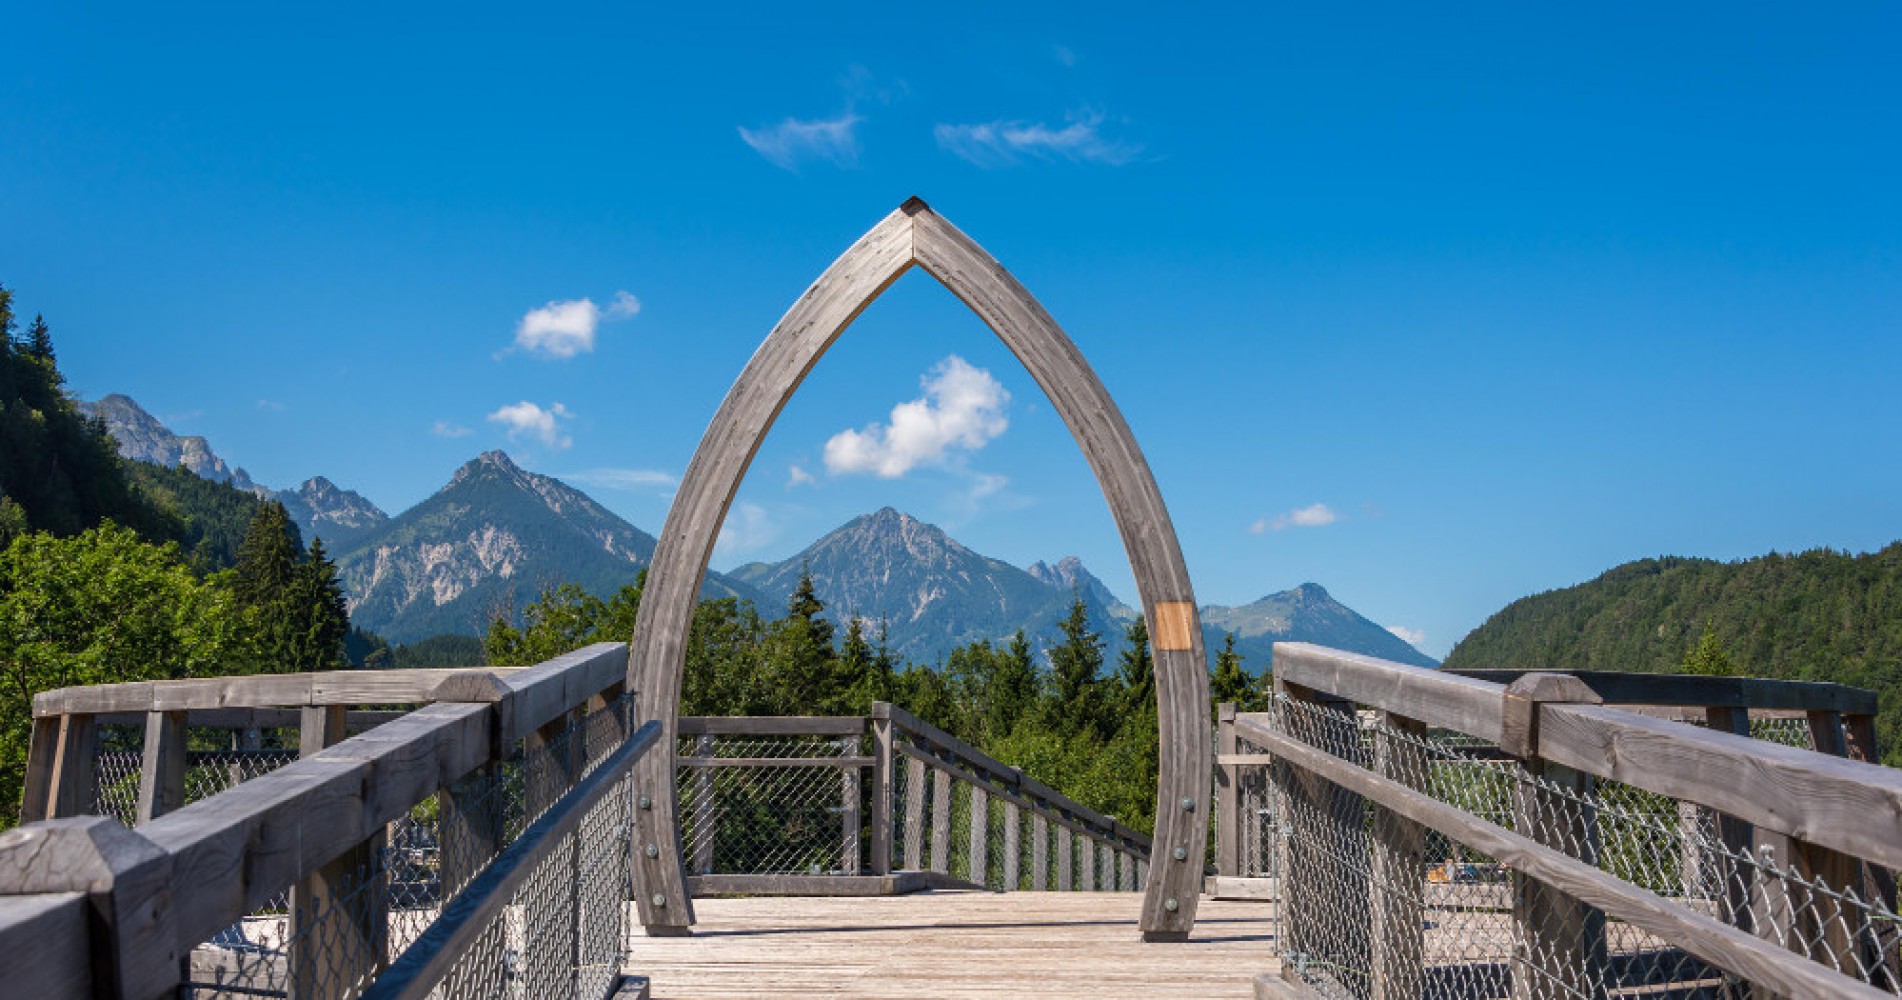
[1444,547,1902,766]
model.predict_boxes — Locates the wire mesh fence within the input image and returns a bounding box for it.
[177,694,639,1000]
[677,732,863,876]
[1259,692,1902,999]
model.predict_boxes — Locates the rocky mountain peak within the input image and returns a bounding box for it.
[81,393,262,494]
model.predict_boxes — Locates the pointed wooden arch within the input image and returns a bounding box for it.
[627,198,1210,940]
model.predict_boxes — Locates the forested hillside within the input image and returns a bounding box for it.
[1445,545,1902,765]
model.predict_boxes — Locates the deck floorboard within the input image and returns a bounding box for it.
[626,891,1279,998]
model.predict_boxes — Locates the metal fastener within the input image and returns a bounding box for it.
[651,893,666,907]
[638,795,652,810]
[1164,897,1180,912]
[1180,797,1196,811]
[1172,847,1188,861]
[644,844,659,858]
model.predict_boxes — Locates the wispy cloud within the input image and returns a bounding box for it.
[1387,625,1427,648]
[823,356,1010,478]
[739,113,862,172]
[787,464,817,489]
[1249,503,1341,534]
[1053,44,1077,68]
[563,468,676,492]
[935,110,1140,168]
[431,420,473,439]
[508,291,639,360]
[256,398,287,412]
[714,501,777,557]
[487,401,573,450]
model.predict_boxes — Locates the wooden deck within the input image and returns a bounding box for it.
[626,891,1279,998]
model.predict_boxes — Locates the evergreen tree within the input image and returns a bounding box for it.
[1210,632,1254,709]
[1117,616,1155,716]
[764,571,840,714]
[24,315,53,366]
[1680,620,1736,677]
[839,615,876,713]
[286,538,350,670]
[234,501,300,608]
[1047,593,1107,739]
[990,629,1039,739]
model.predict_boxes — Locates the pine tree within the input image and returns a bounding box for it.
[24,315,54,367]
[1118,616,1154,716]
[1210,632,1254,709]
[1680,620,1736,677]
[1047,594,1106,739]
[990,629,1039,738]
[234,501,300,608]
[286,537,350,670]
[839,615,876,713]
[767,570,839,713]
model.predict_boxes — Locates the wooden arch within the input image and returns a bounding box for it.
[627,198,1211,940]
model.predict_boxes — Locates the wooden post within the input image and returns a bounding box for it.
[1843,712,1901,989]
[1121,850,1134,892]
[1057,825,1073,891]
[1792,710,1870,978]
[1702,707,1756,940]
[930,769,952,874]
[969,785,989,886]
[1369,712,1428,1000]
[1501,674,1607,1000]
[904,757,926,870]
[692,734,715,875]
[1002,801,1021,890]
[20,715,61,823]
[1216,703,1240,877]
[841,737,862,875]
[290,709,387,1000]
[48,713,97,818]
[1079,835,1095,892]
[870,709,894,875]
[1032,813,1049,890]
[136,710,188,824]
[439,763,502,899]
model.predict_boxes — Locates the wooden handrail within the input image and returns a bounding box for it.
[1235,715,1895,1000]
[31,666,523,717]
[1274,643,1902,872]
[361,719,662,1000]
[1448,668,1880,714]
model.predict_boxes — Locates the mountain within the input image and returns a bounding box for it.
[1200,583,1438,669]
[1028,556,1138,619]
[82,394,262,494]
[277,476,388,552]
[334,450,753,643]
[732,508,1128,665]
[1443,545,1902,767]
[81,394,388,547]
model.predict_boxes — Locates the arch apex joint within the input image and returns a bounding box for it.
[900,196,931,215]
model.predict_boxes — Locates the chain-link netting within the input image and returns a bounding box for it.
[1262,693,1902,999]
[179,694,639,1000]
[677,732,862,875]
[91,724,302,827]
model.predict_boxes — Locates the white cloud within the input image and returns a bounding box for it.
[1249,503,1341,534]
[1387,625,1427,648]
[511,291,639,359]
[935,111,1140,168]
[787,464,816,489]
[486,401,573,450]
[823,356,1010,478]
[739,113,862,172]
[714,501,776,557]
[564,468,676,492]
[431,420,473,439]
[256,398,287,412]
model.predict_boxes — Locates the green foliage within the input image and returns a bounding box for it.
[1209,632,1264,711]
[1047,594,1108,740]
[1680,621,1736,677]
[1445,544,1902,766]
[390,633,486,669]
[0,523,263,824]
[230,503,348,672]
[120,459,269,570]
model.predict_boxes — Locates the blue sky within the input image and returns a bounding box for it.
[3,3,1898,659]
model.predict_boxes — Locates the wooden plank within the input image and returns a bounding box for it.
[1842,713,1902,988]
[1511,761,1607,999]
[1237,718,1897,1000]
[48,713,97,819]
[686,871,979,896]
[1537,701,1902,871]
[136,710,187,824]
[1703,706,1756,937]
[0,816,182,997]
[291,701,386,1000]
[299,703,347,757]
[1449,669,1879,715]
[1151,601,1196,651]
[1275,643,1507,744]
[890,741,1137,849]
[1058,825,1073,892]
[930,770,952,874]
[32,668,516,717]
[1793,710,1867,977]
[677,716,866,736]
[1033,813,1049,890]
[0,894,92,999]
[968,785,988,886]
[1079,834,1095,892]
[842,737,862,875]
[1216,703,1240,878]
[870,715,894,876]
[19,715,61,823]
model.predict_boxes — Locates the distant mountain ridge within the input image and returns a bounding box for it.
[82,394,388,548]
[1202,583,1438,668]
[332,450,752,643]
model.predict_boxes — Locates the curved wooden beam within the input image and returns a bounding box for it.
[626,198,1211,940]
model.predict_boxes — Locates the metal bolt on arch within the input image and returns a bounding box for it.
[625,198,1212,941]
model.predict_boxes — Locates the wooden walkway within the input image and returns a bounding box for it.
[626,891,1279,998]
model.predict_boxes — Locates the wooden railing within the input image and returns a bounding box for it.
[0,644,636,1000]
[1244,643,1902,1000]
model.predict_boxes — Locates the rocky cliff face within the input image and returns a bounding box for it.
[82,393,263,494]
[275,476,389,552]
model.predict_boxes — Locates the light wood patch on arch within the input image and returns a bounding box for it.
[626,198,1212,940]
